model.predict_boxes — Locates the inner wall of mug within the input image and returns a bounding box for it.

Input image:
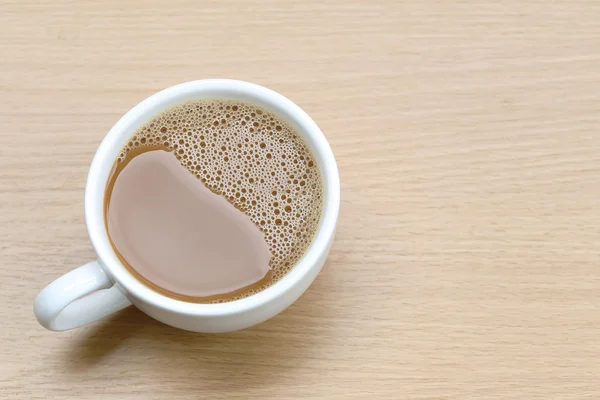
[86,80,339,313]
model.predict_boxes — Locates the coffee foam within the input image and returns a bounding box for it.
[112,99,323,302]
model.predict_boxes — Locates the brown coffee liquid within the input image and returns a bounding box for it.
[105,99,323,303]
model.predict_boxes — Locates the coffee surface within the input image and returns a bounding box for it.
[105,99,323,302]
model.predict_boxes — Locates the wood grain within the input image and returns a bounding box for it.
[1,0,600,398]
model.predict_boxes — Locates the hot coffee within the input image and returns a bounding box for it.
[105,99,323,303]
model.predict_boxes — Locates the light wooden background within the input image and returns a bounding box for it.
[1,1,599,398]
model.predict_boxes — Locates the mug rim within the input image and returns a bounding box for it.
[85,79,340,317]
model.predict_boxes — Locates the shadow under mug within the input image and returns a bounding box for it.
[34,80,340,333]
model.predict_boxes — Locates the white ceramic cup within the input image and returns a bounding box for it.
[34,79,340,332]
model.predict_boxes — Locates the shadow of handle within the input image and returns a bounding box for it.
[34,260,132,331]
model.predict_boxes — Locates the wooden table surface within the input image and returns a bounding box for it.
[2,1,600,398]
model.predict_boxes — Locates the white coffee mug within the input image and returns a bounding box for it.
[34,80,340,332]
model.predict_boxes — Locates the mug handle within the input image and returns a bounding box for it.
[34,261,132,331]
